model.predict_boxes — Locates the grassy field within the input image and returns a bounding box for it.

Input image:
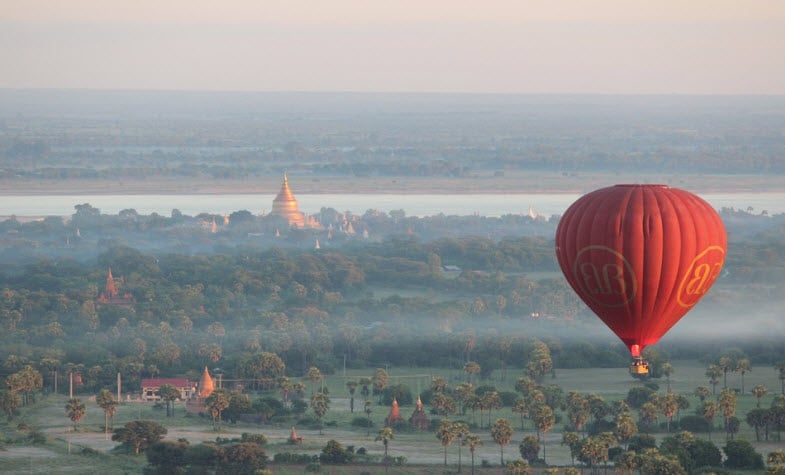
[1,360,782,474]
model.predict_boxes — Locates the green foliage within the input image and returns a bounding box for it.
[112,420,168,455]
[319,439,354,464]
[722,439,764,469]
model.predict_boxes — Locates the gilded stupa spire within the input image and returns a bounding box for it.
[271,173,306,228]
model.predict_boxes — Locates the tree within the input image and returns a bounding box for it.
[638,401,658,432]
[661,362,674,392]
[706,365,722,395]
[701,400,719,440]
[373,368,389,403]
[561,431,581,466]
[346,380,358,413]
[452,421,470,473]
[320,439,354,464]
[436,419,455,466]
[660,392,679,433]
[242,352,286,389]
[311,390,330,434]
[533,404,555,463]
[464,434,482,475]
[718,356,734,389]
[491,418,514,465]
[145,439,189,474]
[768,449,785,475]
[375,426,394,464]
[0,390,21,420]
[723,439,764,469]
[65,398,86,430]
[364,399,373,436]
[615,450,639,475]
[718,388,738,438]
[775,362,785,394]
[158,383,180,417]
[506,458,532,475]
[746,408,769,441]
[96,389,118,435]
[464,361,481,383]
[615,411,638,449]
[112,420,167,455]
[481,391,502,428]
[518,435,540,463]
[736,358,752,394]
[205,388,231,431]
[306,366,323,395]
[513,398,529,430]
[752,384,768,408]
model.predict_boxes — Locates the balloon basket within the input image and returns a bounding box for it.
[629,358,649,375]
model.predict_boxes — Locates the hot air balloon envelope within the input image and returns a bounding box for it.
[555,184,727,363]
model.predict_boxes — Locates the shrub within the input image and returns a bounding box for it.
[351,416,373,428]
[679,415,710,433]
[304,462,321,472]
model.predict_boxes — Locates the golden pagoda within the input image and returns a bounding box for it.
[271,174,306,228]
[198,366,215,398]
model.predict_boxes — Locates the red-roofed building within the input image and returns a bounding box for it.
[141,378,197,402]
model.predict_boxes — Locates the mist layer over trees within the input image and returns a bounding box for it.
[0,201,783,394]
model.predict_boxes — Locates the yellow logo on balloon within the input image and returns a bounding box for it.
[677,246,725,308]
[572,245,637,308]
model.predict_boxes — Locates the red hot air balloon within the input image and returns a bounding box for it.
[555,185,727,374]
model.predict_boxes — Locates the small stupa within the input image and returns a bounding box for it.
[198,366,215,398]
[384,397,405,426]
[288,426,303,444]
[409,396,430,430]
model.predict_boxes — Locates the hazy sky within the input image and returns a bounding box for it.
[2,0,784,94]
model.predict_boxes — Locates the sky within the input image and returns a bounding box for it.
[2,0,784,94]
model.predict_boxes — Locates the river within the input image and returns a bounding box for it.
[1,192,783,219]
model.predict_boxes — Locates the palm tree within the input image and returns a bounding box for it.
[718,388,737,438]
[752,384,768,407]
[463,361,481,383]
[702,400,719,440]
[436,419,455,466]
[364,399,373,436]
[158,383,180,417]
[491,418,513,465]
[706,365,722,395]
[736,358,752,394]
[346,380,358,413]
[775,362,785,394]
[452,421,469,472]
[306,366,322,395]
[375,426,394,468]
[65,398,86,431]
[661,362,674,392]
[205,388,230,431]
[718,356,734,389]
[95,389,118,435]
[310,390,330,435]
[533,404,555,463]
[463,434,482,475]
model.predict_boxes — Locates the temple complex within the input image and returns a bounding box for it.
[408,396,430,430]
[384,397,405,426]
[96,268,135,306]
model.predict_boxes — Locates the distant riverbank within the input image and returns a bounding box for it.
[1,191,783,219]
[0,171,781,196]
